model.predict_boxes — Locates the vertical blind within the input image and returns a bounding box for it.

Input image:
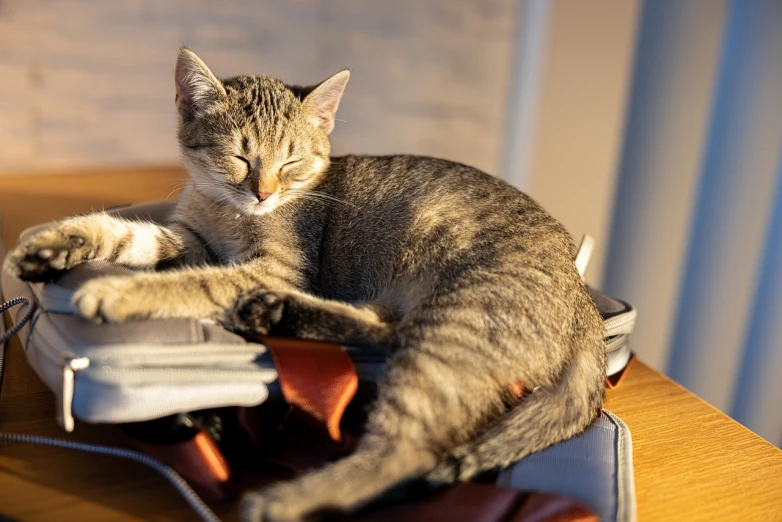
[507,0,782,445]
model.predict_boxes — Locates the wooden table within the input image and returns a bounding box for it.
[1,168,781,521]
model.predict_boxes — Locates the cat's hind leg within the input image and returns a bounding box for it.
[239,332,509,521]
[238,338,603,522]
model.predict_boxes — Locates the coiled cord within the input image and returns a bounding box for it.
[0,432,221,522]
[0,296,35,398]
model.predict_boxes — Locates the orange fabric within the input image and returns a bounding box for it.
[605,352,637,390]
[262,336,358,443]
[350,483,522,521]
[193,432,231,482]
[132,430,230,503]
[510,492,600,522]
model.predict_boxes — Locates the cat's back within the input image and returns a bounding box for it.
[334,154,512,195]
[329,154,571,248]
[316,155,576,296]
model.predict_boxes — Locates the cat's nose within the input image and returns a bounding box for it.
[257,192,272,202]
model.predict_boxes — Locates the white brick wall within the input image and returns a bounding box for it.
[0,0,515,176]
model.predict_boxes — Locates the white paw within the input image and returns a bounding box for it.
[72,277,150,323]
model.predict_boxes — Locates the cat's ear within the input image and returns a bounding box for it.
[175,47,226,118]
[302,70,350,134]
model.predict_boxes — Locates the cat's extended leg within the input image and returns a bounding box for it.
[71,261,299,323]
[8,212,195,281]
[226,289,397,349]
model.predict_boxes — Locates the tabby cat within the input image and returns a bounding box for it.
[9,48,606,522]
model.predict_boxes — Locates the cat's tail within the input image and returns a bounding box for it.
[427,338,606,483]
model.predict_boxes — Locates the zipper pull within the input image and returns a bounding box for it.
[58,354,90,433]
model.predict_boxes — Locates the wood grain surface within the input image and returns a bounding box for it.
[603,361,782,521]
[1,168,780,521]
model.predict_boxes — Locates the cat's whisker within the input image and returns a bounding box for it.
[165,186,186,200]
[292,193,343,207]
[289,189,357,208]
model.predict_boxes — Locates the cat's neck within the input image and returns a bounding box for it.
[174,178,331,264]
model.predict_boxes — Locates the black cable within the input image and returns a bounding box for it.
[0,297,36,399]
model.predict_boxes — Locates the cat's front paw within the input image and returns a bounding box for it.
[241,484,308,522]
[225,290,285,335]
[8,227,96,281]
[72,277,151,323]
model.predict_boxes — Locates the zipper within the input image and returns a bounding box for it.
[78,342,271,368]
[605,334,627,353]
[604,308,637,336]
[90,365,278,383]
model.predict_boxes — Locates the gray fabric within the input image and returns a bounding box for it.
[589,287,631,318]
[53,261,136,290]
[605,335,632,376]
[497,409,636,522]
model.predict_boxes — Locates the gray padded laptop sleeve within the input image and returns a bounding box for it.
[497,409,636,522]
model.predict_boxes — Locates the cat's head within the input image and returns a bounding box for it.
[174,48,349,216]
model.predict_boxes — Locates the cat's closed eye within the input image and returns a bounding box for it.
[232,156,251,180]
[280,159,302,175]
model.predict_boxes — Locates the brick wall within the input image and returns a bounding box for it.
[0,0,515,176]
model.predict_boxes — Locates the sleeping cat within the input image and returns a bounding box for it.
[8,48,606,521]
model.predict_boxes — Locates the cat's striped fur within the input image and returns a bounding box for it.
[9,48,606,522]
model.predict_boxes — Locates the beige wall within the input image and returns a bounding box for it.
[516,0,640,284]
[0,1,515,176]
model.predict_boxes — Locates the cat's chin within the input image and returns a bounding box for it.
[236,196,283,217]
[248,205,278,216]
